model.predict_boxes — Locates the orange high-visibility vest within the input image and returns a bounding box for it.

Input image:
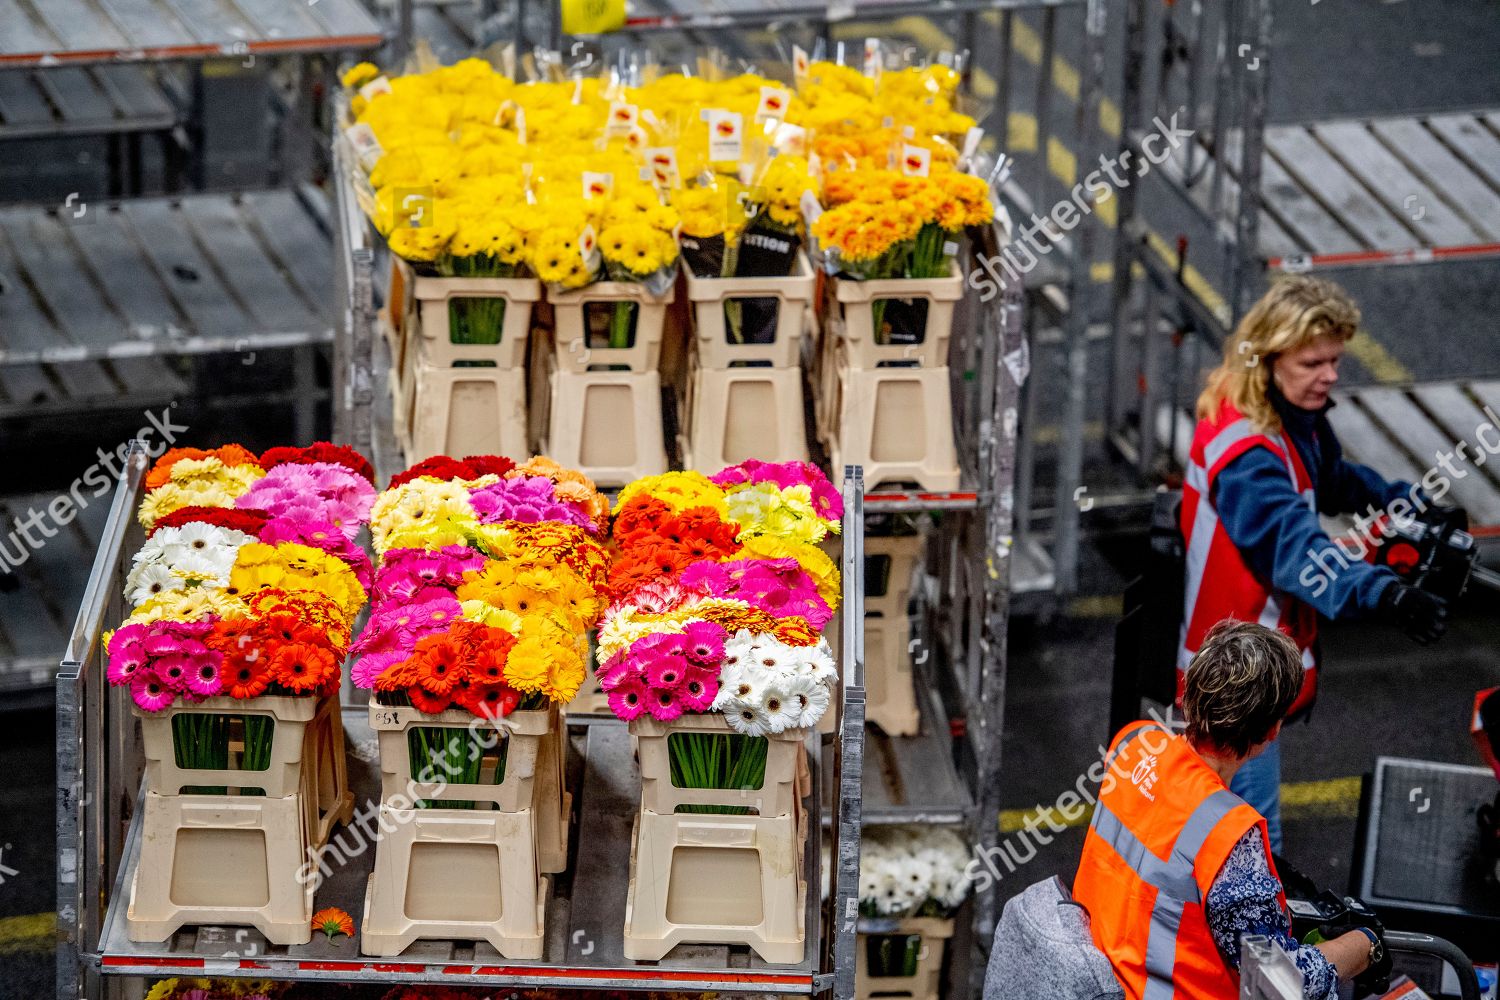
[1180,399,1320,719]
[1074,722,1281,1000]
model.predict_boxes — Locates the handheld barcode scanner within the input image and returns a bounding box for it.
[1367,512,1493,603]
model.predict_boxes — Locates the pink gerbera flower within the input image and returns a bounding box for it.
[106,648,146,686]
[680,673,718,712]
[681,621,727,668]
[646,686,683,722]
[644,653,688,691]
[154,654,193,691]
[131,670,175,713]
[186,656,224,698]
[607,673,649,721]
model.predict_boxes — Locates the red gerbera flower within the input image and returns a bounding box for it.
[461,454,516,480]
[151,505,271,537]
[408,684,452,714]
[261,442,375,483]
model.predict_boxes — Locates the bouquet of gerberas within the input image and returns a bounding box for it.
[859,825,974,919]
[596,462,842,809]
[108,444,372,784]
[858,825,975,976]
[357,454,610,713]
[355,454,609,804]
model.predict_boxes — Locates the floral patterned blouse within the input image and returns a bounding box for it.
[1206,829,1339,1000]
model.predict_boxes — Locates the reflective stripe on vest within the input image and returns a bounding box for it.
[1179,413,1317,675]
[1088,787,1245,1000]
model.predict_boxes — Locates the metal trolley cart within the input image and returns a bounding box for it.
[54,438,871,1000]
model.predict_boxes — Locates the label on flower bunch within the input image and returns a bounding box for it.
[863,38,882,78]
[626,124,648,152]
[734,221,803,342]
[705,109,743,164]
[755,85,791,124]
[493,98,514,127]
[678,232,726,278]
[646,147,680,189]
[579,224,601,272]
[902,143,932,177]
[582,171,614,200]
[770,122,807,157]
[800,189,823,229]
[358,76,392,101]
[792,45,810,86]
[515,107,527,144]
[961,126,985,168]
[343,122,383,171]
[605,100,638,139]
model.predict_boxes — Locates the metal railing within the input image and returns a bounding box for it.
[1104,0,1271,481]
[55,441,149,1000]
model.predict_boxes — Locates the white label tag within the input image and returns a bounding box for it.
[943,240,960,256]
[646,147,680,189]
[579,225,600,271]
[961,126,984,166]
[515,107,527,144]
[771,121,807,157]
[706,109,743,163]
[343,122,383,169]
[358,76,392,101]
[793,45,810,87]
[755,85,791,124]
[626,124,648,151]
[901,143,931,177]
[582,171,614,200]
[863,38,881,78]
[800,189,823,229]
[606,100,638,138]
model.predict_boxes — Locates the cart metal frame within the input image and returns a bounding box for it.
[54,445,869,998]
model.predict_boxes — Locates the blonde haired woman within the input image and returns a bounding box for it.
[1179,275,1458,850]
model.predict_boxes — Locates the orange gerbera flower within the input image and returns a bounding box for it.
[225,654,272,699]
[412,636,464,695]
[312,906,354,939]
[269,642,334,693]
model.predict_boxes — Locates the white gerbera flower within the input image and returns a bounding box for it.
[783,672,832,729]
[723,698,772,737]
[170,552,233,586]
[760,681,800,734]
[126,563,185,606]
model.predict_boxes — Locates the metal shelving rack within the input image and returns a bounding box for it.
[0,0,387,704]
[54,439,869,999]
[327,9,1035,991]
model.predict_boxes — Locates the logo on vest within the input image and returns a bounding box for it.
[1130,753,1160,801]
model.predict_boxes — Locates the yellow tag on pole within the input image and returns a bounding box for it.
[560,0,625,35]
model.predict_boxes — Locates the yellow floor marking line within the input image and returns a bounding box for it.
[0,911,54,954]
[1346,330,1413,385]
[1000,775,1364,834]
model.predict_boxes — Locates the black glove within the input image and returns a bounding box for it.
[1379,582,1448,645]
[1416,504,1469,534]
